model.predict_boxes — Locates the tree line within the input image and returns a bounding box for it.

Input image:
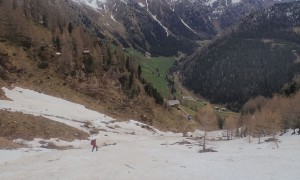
[193,90,300,150]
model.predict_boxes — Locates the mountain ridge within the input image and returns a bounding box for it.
[67,0,300,56]
[180,1,300,111]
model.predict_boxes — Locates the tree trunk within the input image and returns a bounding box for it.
[272,129,279,149]
[292,128,296,135]
[248,134,251,143]
[273,133,279,149]
[227,129,229,140]
[203,131,206,150]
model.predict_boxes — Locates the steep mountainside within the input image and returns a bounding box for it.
[69,0,300,56]
[181,1,300,111]
[0,0,192,132]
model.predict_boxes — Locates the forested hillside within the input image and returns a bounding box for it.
[181,2,300,111]
[0,0,190,131]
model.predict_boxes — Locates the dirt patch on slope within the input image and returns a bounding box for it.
[0,87,10,100]
[0,137,26,150]
[0,88,5,99]
[0,110,89,141]
[41,142,75,151]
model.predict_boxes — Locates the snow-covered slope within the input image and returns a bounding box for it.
[0,87,178,136]
[72,0,107,10]
[0,87,300,179]
[1,134,299,180]
[0,87,114,131]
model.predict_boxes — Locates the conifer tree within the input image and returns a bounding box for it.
[68,22,73,34]
[138,65,142,80]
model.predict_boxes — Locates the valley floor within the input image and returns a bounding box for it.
[0,87,299,180]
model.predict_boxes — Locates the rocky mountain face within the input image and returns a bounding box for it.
[69,0,300,56]
[180,1,300,111]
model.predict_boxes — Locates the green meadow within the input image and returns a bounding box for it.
[125,48,175,97]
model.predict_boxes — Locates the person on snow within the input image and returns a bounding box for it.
[91,138,98,152]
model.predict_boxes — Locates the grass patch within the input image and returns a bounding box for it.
[125,48,176,97]
[215,110,240,118]
[179,105,196,116]
[121,48,210,119]
[124,48,145,59]
[140,57,175,97]
[181,100,205,110]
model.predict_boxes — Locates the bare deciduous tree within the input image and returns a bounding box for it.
[224,115,238,140]
[195,106,216,151]
[251,111,266,144]
[261,97,283,148]
[241,96,267,115]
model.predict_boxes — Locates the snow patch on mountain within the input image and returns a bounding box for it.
[111,15,117,22]
[138,2,146,7]
[146,0,170,36]
[120,0,128,5]
[72,0,107,10]
[180,18,197,34]
[206,0,241,6]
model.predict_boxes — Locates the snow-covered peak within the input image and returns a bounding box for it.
[72,0,107,10]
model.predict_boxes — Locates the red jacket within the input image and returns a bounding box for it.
[91,139,96,146]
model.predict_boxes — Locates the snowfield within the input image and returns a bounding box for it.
[0,87,300,180]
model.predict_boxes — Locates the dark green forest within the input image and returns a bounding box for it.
[181,2,300,111]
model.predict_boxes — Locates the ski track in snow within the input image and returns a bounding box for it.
[0,86,300,180]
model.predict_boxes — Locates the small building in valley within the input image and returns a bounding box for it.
[221,108,227,111]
